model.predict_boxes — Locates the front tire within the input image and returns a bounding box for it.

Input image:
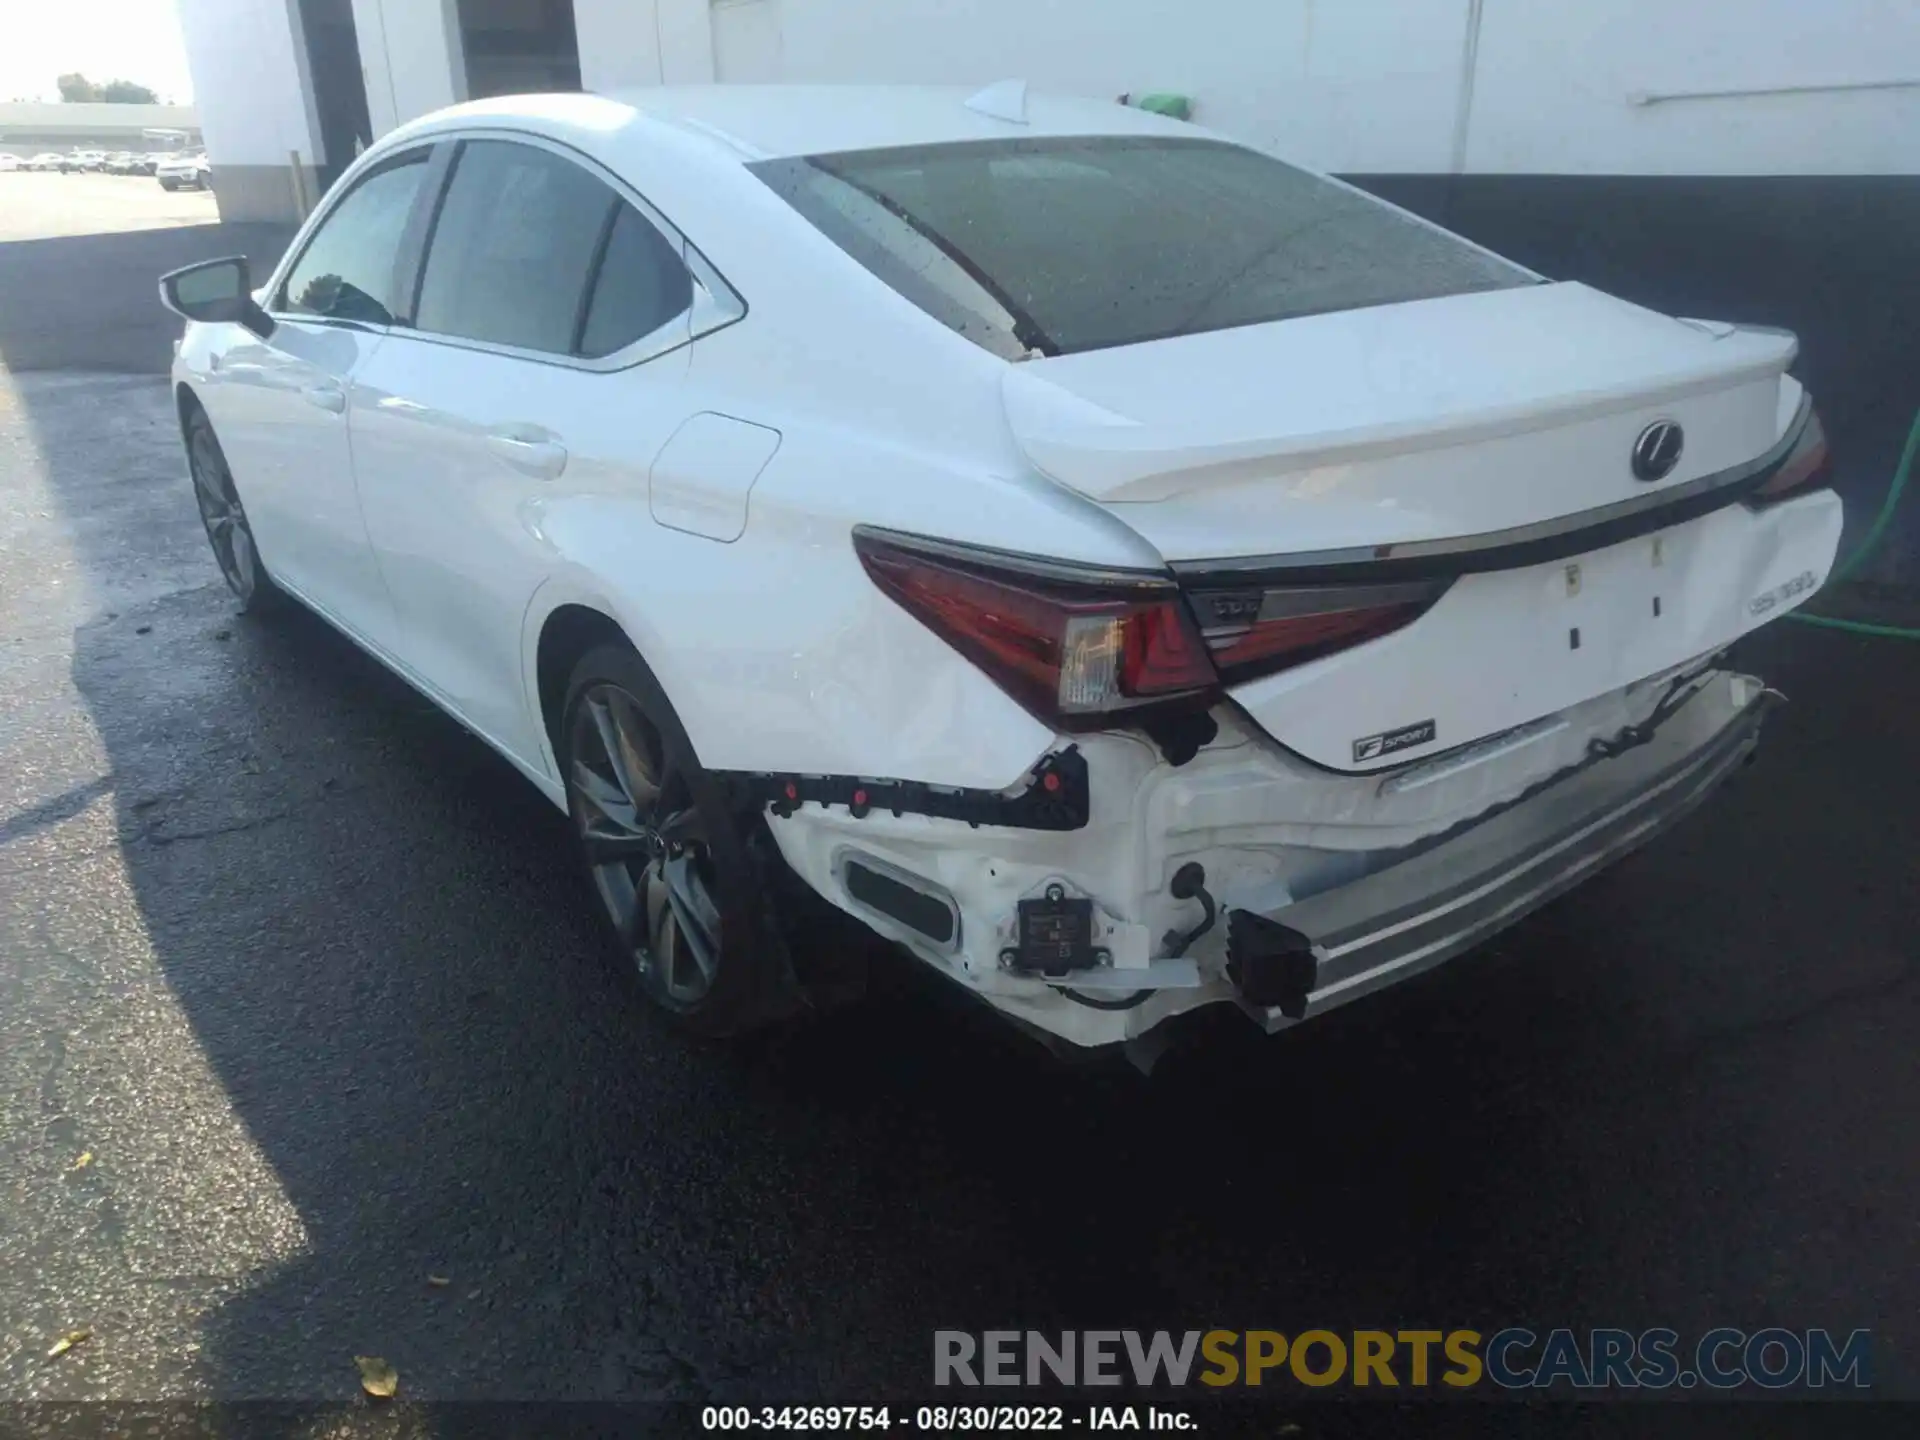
[184,406,283,613]
[560,642,801,1037]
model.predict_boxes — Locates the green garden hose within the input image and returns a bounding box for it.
[1786,404,1920,639]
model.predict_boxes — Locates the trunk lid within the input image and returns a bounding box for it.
[1000,282,1829,771]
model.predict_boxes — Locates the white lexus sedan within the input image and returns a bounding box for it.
[159,85,1840,1054]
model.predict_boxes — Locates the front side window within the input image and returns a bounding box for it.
[278,153,429,325]
[752,137,1537,359]
[413,140,615,354]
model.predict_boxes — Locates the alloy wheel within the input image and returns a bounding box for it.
[187,422,260,603]
[568,683,723,1006]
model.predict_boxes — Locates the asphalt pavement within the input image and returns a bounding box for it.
[1,192,1918,1415]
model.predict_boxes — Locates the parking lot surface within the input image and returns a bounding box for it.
[0,171,218,245]
[1,180,1917,1408]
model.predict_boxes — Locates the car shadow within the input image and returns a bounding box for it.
[0,221,294,374]
[5,222,1919,1415]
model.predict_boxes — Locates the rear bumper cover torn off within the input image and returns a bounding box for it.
[1226,671,1775,1029]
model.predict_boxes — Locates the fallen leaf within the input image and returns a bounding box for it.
[47,1328,91,1360]
[426,1275,450,1287]
[466,1289,482,1301]
[72,1152,93,1170]
[354,1355,399,1399]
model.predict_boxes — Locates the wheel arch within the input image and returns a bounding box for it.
[174,380,205,429]
[534,601,630,757]
[523,578,691,786]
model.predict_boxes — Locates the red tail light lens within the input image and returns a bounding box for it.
[1185,580,1448,685]
[1750,406,1831,505]
[853,529,1216,729]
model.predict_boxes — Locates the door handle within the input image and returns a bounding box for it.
[303,383,346,414]
[484,428,569,480]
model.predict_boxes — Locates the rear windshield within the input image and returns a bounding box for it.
[751,136,1535,360]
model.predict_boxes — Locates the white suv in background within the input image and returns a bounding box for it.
[156,152,210,190]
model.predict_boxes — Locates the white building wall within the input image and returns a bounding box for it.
[178,0,1920,224]
[574,0,714,89]
[351,0,469,135]
[571,0,1920,178]
[1466,0,1920,175]
[679,0,1475,174]
[174,0,323,217]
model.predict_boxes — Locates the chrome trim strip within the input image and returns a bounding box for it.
[1173,396,1811,586]
[263,126,748,376]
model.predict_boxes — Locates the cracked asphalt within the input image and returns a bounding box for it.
[2,214,1918,1412]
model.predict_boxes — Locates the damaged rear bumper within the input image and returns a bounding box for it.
[764,668,1775,1048]
[1225,671,1775,1029]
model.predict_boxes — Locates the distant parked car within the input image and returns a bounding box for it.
[0,154,20,172]
[156,152,210,190]
[27,152,70,172]
[105,152,141,175]
[71,150,109,172]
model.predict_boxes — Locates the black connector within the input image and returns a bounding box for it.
[1161,862,1218,958]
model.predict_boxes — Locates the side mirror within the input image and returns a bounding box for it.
[159,256,275,339]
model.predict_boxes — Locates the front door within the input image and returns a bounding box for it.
[204,148,435,645]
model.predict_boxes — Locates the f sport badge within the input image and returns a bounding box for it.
[1353,719,1437,763]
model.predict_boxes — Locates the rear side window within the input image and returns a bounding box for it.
[414,140,614,354]
[578,203,694,358]
[278,153,429,324]
[752,136,1536,359]
[414,139,695,359]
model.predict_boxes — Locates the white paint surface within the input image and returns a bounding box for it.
[173,0,319,167]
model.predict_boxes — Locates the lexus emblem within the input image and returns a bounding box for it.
[1631,420,1684,482]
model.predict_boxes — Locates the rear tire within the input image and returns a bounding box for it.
[559,641,802,1037]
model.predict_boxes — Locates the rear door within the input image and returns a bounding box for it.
[349,134,702,766]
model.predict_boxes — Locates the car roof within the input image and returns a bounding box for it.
[410,83,1210,163]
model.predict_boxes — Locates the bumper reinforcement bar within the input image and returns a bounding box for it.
[733,745,1090,831]
[1227,677,1777,1028]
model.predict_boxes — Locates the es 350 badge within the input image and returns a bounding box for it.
[1748,569,1820,618]
[1353,719,1437,763]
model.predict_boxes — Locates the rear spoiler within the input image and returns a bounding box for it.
[1168,394,1816,588]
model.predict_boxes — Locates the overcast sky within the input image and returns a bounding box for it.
[1,0,195,104]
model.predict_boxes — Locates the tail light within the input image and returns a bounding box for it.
[853,528,1215,729]
[1186,580,1448,685]
[854,528,1449,729]
[1749,406,1831,505]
